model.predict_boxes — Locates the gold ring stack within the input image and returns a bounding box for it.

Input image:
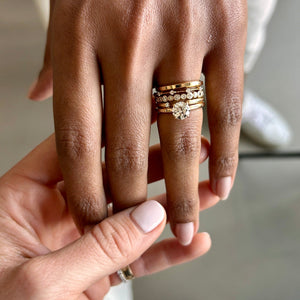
[153,80,205,120]
[117,265,135,283]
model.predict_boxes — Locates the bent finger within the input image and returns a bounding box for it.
[28,0,55,101]
[7,134,62,185]
[110,232,211,285]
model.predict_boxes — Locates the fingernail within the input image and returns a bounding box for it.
[175,222,194,246]
[202,232,211,238]
[216,176,232,200]
[131,200,165,233]
[27,79,38,98]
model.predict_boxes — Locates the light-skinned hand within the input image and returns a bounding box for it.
[0,135,218,299]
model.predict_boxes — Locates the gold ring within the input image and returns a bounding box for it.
[117,265,135,283]
[156,101,205,120]
[156,80,203,91]
[157,86,202,96]
[157,97,204,108]
[153,80,205,119]
[155,88,204,103]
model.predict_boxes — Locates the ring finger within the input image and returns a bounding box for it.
[155,55,204,246]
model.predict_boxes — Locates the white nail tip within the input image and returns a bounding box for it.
[131,200,165,233]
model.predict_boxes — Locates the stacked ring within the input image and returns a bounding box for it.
[153,80,205,120]
[117,265,135,283]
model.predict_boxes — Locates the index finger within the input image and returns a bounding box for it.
[52,7,105,231]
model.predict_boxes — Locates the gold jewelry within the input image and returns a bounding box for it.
[157,98,204,108]
[156,101,205,120]
[153,81,205,120]
[155,88,204,103]
[117,265,135,283]
[156,80,203,91]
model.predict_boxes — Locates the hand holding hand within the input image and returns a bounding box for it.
[28,0,246,244]
[0,135,218,299]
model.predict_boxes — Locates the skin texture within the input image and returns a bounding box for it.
[28,0,247,241]
[0,135,218,299]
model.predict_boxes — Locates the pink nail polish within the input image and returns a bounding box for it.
[216,176,232,200]
[131,200,165,233]
[175,222,194,246]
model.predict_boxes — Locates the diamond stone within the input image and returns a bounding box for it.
[186,88,191,93]
[181,93,187,100]
[163,95,168,102]
[165,102,170,107]
[174,94,181,101]
[172,102,190,120]
[187,92,193,99]
[194,92,198,98]
[170,90,175,95]
[198,90,203,97]
[168,95,174,101]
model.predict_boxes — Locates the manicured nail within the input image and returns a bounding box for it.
[131,200,165,233]
[27,79,38,98]
[216,176,232,200]
[175,222,194,246]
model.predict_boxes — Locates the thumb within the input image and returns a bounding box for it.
[28,0,54,101]
[26,201,166,296]
[27,64,53,101]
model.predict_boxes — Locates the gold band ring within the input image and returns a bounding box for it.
[117,265,135,283]
[156,80,203,91]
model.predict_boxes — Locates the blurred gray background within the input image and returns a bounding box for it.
[1,0,299,299]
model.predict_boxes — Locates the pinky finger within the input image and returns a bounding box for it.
[110,232,211,285]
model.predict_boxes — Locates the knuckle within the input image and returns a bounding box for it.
[208,0,247,43]
[215,95,242,128]
[164,129,201,161]
[107,144,147,176]
[56,125,95,161]
[53,0,96,45]
[171,198,197,221]
[217,0,247,29]
[71,194,107,226]
[213,154,238,175]
[91,218,137,263]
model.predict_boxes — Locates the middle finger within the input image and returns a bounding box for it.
[102,58,153,213]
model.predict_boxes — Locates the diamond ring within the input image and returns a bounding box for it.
[154,81,205,120]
